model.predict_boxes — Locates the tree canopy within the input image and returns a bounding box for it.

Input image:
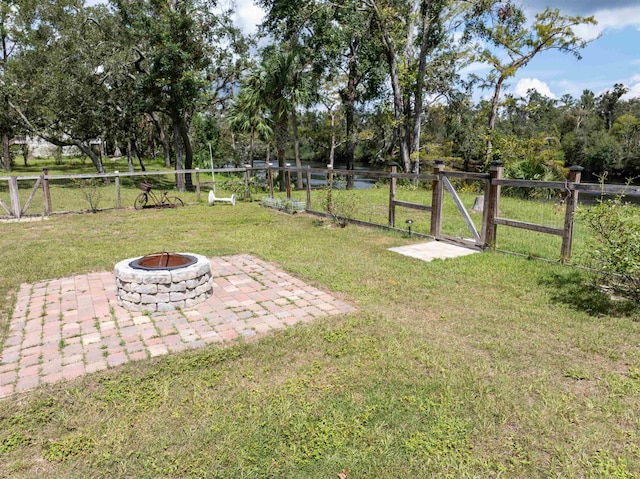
[1,0,637,183]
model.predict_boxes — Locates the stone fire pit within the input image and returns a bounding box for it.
[114,252,213,312]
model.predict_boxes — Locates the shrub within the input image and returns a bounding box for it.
[503,157,566,200]
[579,192,640,302]
[322,187,356,228]
[76,178,103,213]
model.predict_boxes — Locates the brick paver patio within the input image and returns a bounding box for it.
[0,254,355,399]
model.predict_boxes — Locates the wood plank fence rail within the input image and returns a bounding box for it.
[2,161,639,262]
[0,167,251,219]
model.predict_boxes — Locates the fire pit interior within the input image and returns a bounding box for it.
[130,252,197,271]
[115,252,213,312]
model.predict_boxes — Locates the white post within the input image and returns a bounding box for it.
[115,171,121,208]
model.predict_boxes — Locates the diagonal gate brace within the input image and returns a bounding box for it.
[442,175,482,245]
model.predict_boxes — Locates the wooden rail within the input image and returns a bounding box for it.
[2,162,639,263]
[494,218,564,236]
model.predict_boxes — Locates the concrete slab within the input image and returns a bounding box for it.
[389,241,479,262]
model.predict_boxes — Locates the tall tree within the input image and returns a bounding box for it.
[0,0,22,170]
[250,47,310,191]
[612,113,640,172]
[260,0,386,187]
[364,0,480,173]
[470,2,596,164]
[8,0,112,174]
[114,0,243,191]
[598,83,628,131]
[228,73,273,167]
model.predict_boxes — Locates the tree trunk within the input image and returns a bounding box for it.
[173,120,185,192]
[2,31,11,172]
[1,134,10,171]
[381,30,410,171]
[178,117,194,191]
[344,100,355,189]
[249,127,255,167]
[147,122,156,159]
[329,109,336,169]
[73,139,108,181]
[132,140,146,171]
[486,75,506,164]
[292,109,303,189]
[126,140,134,173]
[344,37,359,190]
[23,144,29,166]
[151,112,172,168]
[275,113,287,192]
[411,2,437,177]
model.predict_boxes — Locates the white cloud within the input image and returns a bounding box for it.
[459,61,491,75]
[233,0,264,35]
[592,6,640,30]
[622,82,640,100]
[552,79,611,97]
[570,6,640,40]
[572,22,603,42]
[514,78,557,99]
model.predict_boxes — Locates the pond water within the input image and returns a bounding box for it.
[250,159,382,189]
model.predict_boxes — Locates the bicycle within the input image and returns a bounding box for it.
[134,182,184,210]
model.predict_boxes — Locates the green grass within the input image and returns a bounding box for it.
[1,197,640,477]
[286,184,589,261]
[0,156,253,216]
[4,158,628,263]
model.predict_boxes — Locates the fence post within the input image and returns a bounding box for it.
[195,168,201,202]
[8,176,20,218]
[430,160,445,237]
[561,165,583,262]
[305,165,311,211]
[244,164,251,200]
[388,163,398,227]
[484,161,503,248]
[42,168,52,215]
[268,163,274,199]
[115,171,121,208]
[285,163,292,200]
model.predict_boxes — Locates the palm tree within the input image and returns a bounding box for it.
[228,72,273,167]
[262,48,311,190]
[234,47,311,191]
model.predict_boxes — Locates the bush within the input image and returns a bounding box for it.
[322,188,356,228]
[76,178,103,213]
[503,157,566,200]
[579,193,640,302]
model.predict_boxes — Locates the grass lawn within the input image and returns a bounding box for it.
[1,164,640,477]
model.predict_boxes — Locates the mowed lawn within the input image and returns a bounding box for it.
[1,200,639,478]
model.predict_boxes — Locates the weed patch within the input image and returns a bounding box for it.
[43,434,95,462]
[0,431,32,455]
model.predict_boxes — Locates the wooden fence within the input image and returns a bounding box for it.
[0,166,252,217]
[2,162,640,262]
[266,161,640,262]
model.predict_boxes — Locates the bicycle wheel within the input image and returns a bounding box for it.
[134,193,148,210]
[166,196,184,208]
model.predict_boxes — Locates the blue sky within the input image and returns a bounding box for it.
[505,1,640,100]
[230,0,640,101]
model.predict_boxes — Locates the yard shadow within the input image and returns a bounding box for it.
[539,270,640,318]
